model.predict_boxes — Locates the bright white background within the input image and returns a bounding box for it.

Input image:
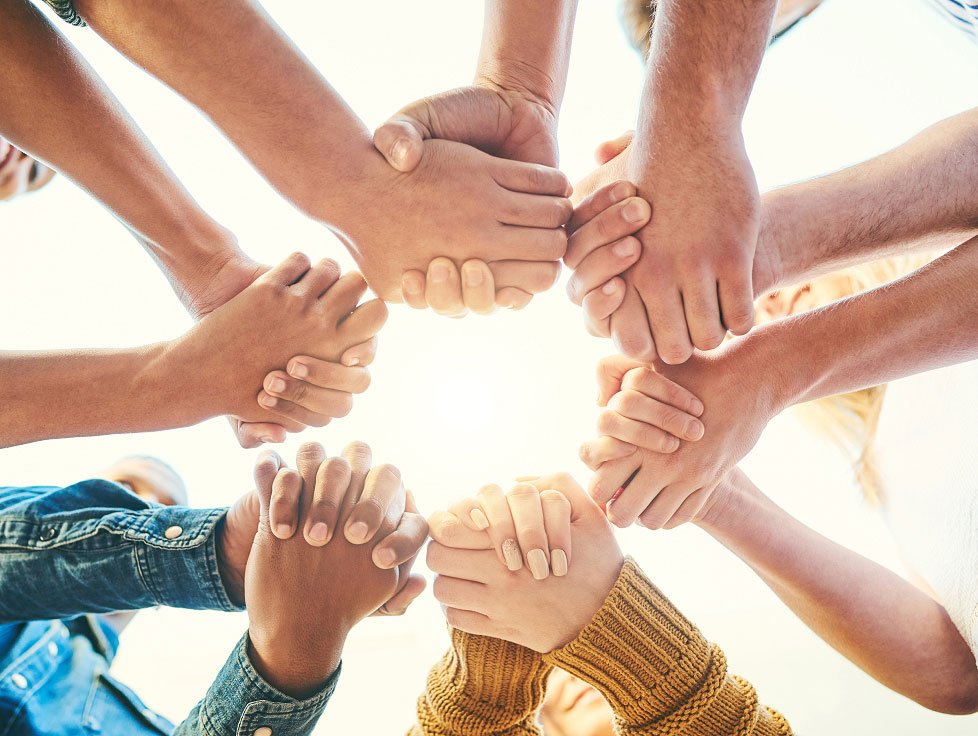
[2,0,978,732]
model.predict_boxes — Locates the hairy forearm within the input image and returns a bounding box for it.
[760,108,978,292]
[476,0,579,113]
[0,0,239,293]
[74,0,379,226]
[0,345,209,448]
[698,474,978,713]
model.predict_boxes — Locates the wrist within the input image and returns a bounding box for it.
[475,66,560,120]
[215,516,246,607]
[724,322,804,418]
[132,341,219,428]
[248,627,347,699]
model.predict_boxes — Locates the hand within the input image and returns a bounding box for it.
[427,474,623,653]
[609,129,760,364]
[335,140,571,307]
[0,145,35,201]
[245,442,428,697]
[585,339,783,531]
[579,355,705,469]
[170,254,386,429]
[430,481,572,579]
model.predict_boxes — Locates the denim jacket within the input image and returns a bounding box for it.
[0,480,340,736]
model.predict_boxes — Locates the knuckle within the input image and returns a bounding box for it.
[596,410,620,435]
[377,463,402,483]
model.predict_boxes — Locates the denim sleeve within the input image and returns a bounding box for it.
[0,480,241,622]
[175,633,341,736]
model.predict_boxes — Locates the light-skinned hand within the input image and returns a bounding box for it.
[427,474,623,653]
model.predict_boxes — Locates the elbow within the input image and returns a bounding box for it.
[918,674,978,715]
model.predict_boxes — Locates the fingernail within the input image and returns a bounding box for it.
[527,549,550,580]
[392,139,409,166]
[690,398,705,415]
[551,549,568,577]
[289,362,309,378]
[462,264,483,287]
[686,419,705,441]
[664,437,680,452]
[612,239,637,258]
[347,520,370,544]
[430,264,450,284]
[602,280,619,295]
[469,509,490,530]
[375,547,397,568]
[269,377,287,393]
[343,356,361,367]
[308,522,329,543]
[502,539,523,571]
[612,182,631,202]
[274,523,293,539]
[623,200,646,223]
[259,394,276,408]
[260,436,275,444]
[403,275,423,295]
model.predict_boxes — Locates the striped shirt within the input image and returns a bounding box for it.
[931,0,978,41]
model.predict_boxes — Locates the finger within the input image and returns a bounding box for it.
[345,463,405,545]
[432,576,490,613]
[425,543,497,584]
[641,286,693,365]
[428,510,491,549]
[401,270,429,309]
[610,287,657,362]
[447,497,492,532]
[294,442,327,508]
[718,270,756,336]
[264,371,355,417]
[605,466,661,528]
[377,575,426,616]
[497,223,567,263]
[491,159,572,197]
[662,487,712,530]
[373,511,428,569]
[488,261,561,295]
[506,483,550,580]
[285,359,371,394]
[517,472,592,522]
[444,606,495,637]
[338,298,389,346]
[291,258,341,299]
[594,131,635,165]
[567,238,641,305]
[321,271,369,319]
[269,467,303,539]
[638,484,698,531]
[500,190,573,228]
[340,337,379,368]
[0,150,26,180]
[425,258,467,317]
[597,409,680,453]
[304,456,352,546]
[495,287,534,310]
[588,455,642,506]
[579,435,637,471]
[476,484,522,571]
[373,117,425,172]
[620,366,705,417]
[253,450,284,526]
[341,441,373,513]
[234,419,286,448]
[460,260,496,315]
[565,198,650,269]
[567,181,636,234]
[608,388,705,443]
[540,490,572,575]
[256,392,335,428]
[582,279,626,337]
[595,354,646,407]
[683,280,726,352]
[257,252,312,287]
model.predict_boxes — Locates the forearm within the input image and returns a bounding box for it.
[0,0,240,298]
[410,628,549,736]
[759,108,978,292]
[697,474,978,713]
[73,0,379,226]
[0,482,240,621]
[0,345,210,448]
[476,0,578,113]
[545,559,790,735]
[753,235,978,408]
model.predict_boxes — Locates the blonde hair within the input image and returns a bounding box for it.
[620,0,657,58]
[773,255,935,505]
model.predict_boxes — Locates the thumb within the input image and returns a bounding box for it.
[594,130,635,165]
[373,116,427,173]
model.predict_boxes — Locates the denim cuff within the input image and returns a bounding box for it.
[199,633,340,736]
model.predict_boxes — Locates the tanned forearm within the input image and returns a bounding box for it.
[697,472,978,714]
[476,0,579,114]
[0,0,240,302]
[759,107,978,292]
[0,346,209,448]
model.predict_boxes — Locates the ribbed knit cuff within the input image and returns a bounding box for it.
[544,557,718,726]
[415,627,552,735]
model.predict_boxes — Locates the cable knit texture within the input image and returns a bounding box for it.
[410,558,792,736]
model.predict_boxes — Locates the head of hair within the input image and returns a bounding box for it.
[620,0,657,58]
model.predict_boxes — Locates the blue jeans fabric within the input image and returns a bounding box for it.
[0,481,339,735]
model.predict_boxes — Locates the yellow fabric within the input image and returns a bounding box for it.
[410,558,791,736]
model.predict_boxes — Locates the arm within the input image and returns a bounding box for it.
[696,470,978,714]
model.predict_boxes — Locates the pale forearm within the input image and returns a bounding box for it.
[476,0,578,112]
[0,346,210,448]
[0,0,239,296]
[698,473,978,713]
[759,108,978,292]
